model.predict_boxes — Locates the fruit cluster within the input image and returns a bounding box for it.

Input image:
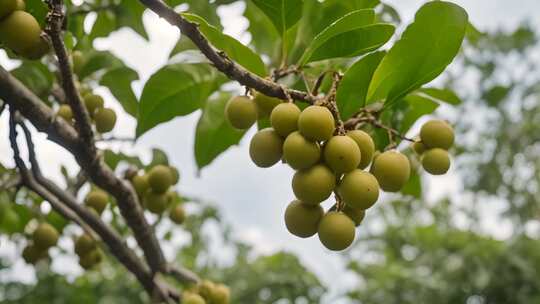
[22,222,59,264]
[85,188,110,215]
[0,0,49,60]
[412,119,454,175]
[182,280,230,304]
[225,93,454,251]
[74,233,102,269]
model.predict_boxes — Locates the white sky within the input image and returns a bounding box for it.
[0,1,538,303]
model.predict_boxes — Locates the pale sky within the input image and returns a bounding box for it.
[0,1,538,303]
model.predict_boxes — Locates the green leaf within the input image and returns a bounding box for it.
[194,93,247,169]
[416,88,462,105]
[244,1,281,61]
[336,51,385,120]
[100,67,139,117]
[148,148,170,168]
[251,0,304,35]
[399,93,440,134]
[103,149,143,170]
[78,51,123,80]
[169,35,198,58]
[116,0,148,40]
[367,1,468,106]
[482,85,511,107]
[25,0,48,27]
[136,63,223,137]
[401,168,421,198]
[11,61,54,100]
[89,11,117,40]
[181,13,267,76]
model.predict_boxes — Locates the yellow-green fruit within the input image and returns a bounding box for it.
[0,0,17,20]
[169,205,185,224]
[371,151,410,192]
[249,128,283,168]
[144,191,169,214]
[72,50,85,74]
[343,206,365,226]
[15,0,25,10]
[284,200,324,238]
[412,140,426,155]
[298,106,335,141]
[283,131,320,170]
[57,104,73,122]
[169,166,180,185]
[420,119,454,149]
[22,244,45,264]
[182,292,206,304]
[147,165,173,194]
[79,249,102,269]
[198,280,215,300]
[211,284,231,304]
[422,148,451,175]
[339,170,379,210]
[323,135,361,173]
[33,223,59,250]
[85,190,108,214]
[0,11,42,55]
[131,174,149,197]
[225,96,257,129]
[94,107,116,133]
[83,94,104,116]
[317,212,355,251]
[270,102,300,137]
[253,92,282,117]
[23,35,49,60]
[292,164,335,204]
[347,130,375,169]
[74,234,96,256]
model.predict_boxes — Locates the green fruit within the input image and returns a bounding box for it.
[144,191,169,214]
[147,165,173,194]
[323,135,361,173]
[85,190,108,214]
[198,280,215,300]
[169,166,180,185]
[347,130,375,169]
[23,35,49,60]
[131,174,149,197]
[0,11,42,55]
[72,50,85,74]
[249,128,283,168]
[74,233,96,256]
[0,0,17,21]
[57,104,73,122]
[33,223,59,250]
[422,148,451,175]
[371,151,410,192]
[298,105,335,141]
[412,140,426,155]
[420,119,454,149]
[182,292,206,304]
[15,0,25,10]
[225,96,257,129]
[1,208,19,229]
[283,131,320,170]
[317,212,355,251]
[339,170,379,210]
[253,92,282,117]
[83,94,104,116]
[211,284,231,304]
[94,107,116,133]
[22,244,45,264]
[270,102,300,137]
[284,200,324,238]
[292,164,335,204]
[79,249,102,270]
[343,206,365,226]
[169,205,186,224]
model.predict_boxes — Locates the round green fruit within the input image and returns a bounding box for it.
[0,11,42,55]
[169,205,186,224]
[85,190,108,214]
[131,174,149,197]
[182,292,206,304]
[169,166,180,185]
[22,244,45,264]
[225,95,257,129]
[339,170,379,210]
[83,94,104,116]
[249,128,283,168]
[317,212,355,251]
[323,135,361,173]
[15,0,25,10]
[94,107,116,133]
[412,140,426,155]
[420,119,454,150]
[422,148,451,175]
[22,35,49,60]
[343,206,365,226]
[147,165,173,194]
[284,200,323,238]
[371,151,410,192]
[283,131,320,170]
[74,233,96,256]
[298,106,335,141]
[57,104,73,122]
[79,249,102,270]
[211,284,231,304]
[72,50,85,74]
[270,102,300,137]
[0,0,17,21]
[198,280,215,300]
[347,130,375,169]
[253,92,282,117]
[292,164,335,204]
[33,223,59,250]
[144,191,169,214]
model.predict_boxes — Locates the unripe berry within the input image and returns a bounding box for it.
[420,119,454,149]
[371,151,410,192]
[412,140,426,155]
[225,96,257,129]
[211,284,231,304]
[144,191,169,214]
[94,107,116,133]
[169,205,185,224]
[79,249,102,270]
[343,206,365,226]
[15,0,25,10]
[323,135,361,173]
[198,280,215,300]
[57,104,73,122]
[33,223,59,250]
[72,50,85,74]
[284,200,324,238]
[0,0,17,21]
[347,130,375,169]
[74,233,96,256]
[83,94,104,116]
[422,148,450,175]
[22,244,45,264]
[131,174,149,197]
[23,35,49,60]
[147,165,173,194]
[169,166,180,185]
[283,131,320,170]
[270,102,300,137]
[182,292,206,304]
[339,170,379,210]
[298,106,335,141]
[249,128,283,168]
[292,164,335,204]
[85,190,108,214]
[0,11,41,55]
[253,92,282,117]
[317,212,355,251]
